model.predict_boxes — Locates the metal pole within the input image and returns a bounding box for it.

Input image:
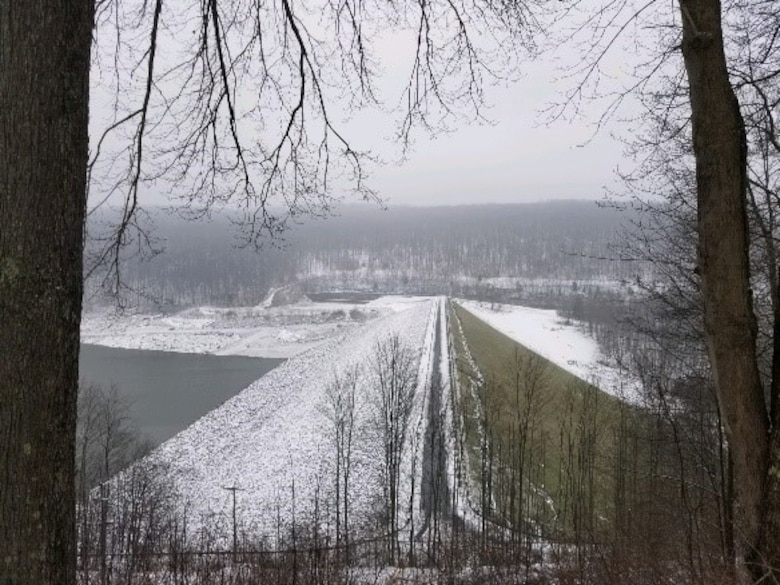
[99,482,108,585]
[222,485,243,561]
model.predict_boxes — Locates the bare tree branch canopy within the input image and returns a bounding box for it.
[85,0,539,296]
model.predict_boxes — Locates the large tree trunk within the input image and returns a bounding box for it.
[0,1,93,584]
[678,0,776,580]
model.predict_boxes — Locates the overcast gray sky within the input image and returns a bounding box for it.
[368,72,628,206]
[325,28,638,207]
[88,2,647,212]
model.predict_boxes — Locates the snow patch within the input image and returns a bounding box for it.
[81,296,429,358]
[260,282,311,308]
[458,300,639,402]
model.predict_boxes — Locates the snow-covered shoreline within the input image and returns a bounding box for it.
[81,295,430,358]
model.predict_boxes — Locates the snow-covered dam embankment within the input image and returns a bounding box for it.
[137,297,447,545]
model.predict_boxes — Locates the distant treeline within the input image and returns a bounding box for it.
[84,201,641,308]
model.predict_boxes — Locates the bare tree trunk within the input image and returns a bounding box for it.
[0,1,92,583]
[679,0,774,578]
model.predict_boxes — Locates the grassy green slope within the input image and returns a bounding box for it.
[450,301,652,541]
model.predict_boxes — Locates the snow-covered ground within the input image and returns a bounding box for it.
[457,300,640,402]
[137,297,437,543]
[94,294,641,547]
[81,296,429,358]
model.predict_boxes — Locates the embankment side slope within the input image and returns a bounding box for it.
[149,298,435,541]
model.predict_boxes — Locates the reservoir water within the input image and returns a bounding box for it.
[79,344,284,446]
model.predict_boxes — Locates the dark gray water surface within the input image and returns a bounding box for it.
[307,292,383,304]
[79,344,284,445]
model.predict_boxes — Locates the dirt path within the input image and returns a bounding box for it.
[417,298,452,541]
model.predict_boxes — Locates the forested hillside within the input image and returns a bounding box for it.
[85,201,640,308]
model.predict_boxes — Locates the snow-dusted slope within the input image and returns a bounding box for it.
[148,298,435,543]
[458,300,639,401]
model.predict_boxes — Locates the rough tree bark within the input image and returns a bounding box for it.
[679,0,779,579]
[0,1,93,584]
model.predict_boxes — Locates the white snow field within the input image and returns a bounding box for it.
[144,297,438,544]
[457,300,640,402]
[81,295,428,358]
